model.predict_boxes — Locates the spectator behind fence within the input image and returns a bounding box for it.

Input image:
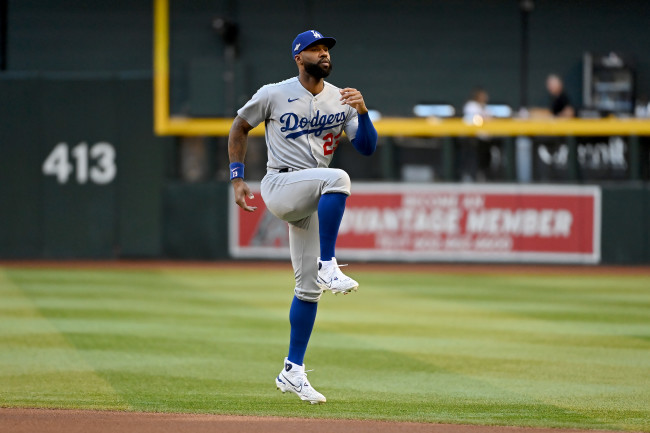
[459,88,492,182]
[462,87,491,124]
[546,74,575,118]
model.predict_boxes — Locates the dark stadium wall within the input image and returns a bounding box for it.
[0,75,172,258]
[5,0,650,115]
[162,182,231,260]
[600,184,650,265]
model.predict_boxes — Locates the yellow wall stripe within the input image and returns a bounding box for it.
[153,0,170,135]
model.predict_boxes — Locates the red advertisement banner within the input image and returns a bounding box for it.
[230,184,601,263]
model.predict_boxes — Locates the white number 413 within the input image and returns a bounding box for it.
[42,142,116,185]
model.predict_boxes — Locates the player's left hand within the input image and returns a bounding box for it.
[340,88,368,115]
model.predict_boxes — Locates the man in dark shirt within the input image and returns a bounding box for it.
[546,74,575,117]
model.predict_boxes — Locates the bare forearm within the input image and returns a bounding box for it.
[228,116,257,212]
[228,116,253,163]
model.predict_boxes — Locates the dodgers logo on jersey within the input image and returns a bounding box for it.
[280,110,346,139]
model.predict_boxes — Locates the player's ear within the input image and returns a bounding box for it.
[294,54,302,65]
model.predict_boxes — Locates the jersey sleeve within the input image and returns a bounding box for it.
[237,86,271,127]
[343,107,359,141]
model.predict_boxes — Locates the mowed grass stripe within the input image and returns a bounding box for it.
[313,271,650,429]
[0,266,648,431]
[0,269,128,410]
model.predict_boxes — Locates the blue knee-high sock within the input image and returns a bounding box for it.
[287,296,318,366]
[318,192,348,261]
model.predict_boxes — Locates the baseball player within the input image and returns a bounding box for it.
[228,30,377,404]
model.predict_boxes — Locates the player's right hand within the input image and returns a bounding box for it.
[232,179,257,212]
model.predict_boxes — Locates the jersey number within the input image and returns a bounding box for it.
[323,131,342,156]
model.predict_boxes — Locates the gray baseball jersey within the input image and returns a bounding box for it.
[237,77,360,171]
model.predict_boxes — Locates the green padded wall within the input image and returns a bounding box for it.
[0,74,171,258]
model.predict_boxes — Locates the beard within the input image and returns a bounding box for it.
[304,58,332,79]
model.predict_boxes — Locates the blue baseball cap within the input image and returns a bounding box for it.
[291,30,336,58]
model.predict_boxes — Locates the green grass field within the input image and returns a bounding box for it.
[0,264,648,431]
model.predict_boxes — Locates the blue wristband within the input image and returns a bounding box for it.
[230,162,244,180]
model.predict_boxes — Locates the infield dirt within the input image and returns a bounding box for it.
[0,409,631,433]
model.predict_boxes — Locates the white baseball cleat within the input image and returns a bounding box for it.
[316,257,359,295]
[275,358,326,404]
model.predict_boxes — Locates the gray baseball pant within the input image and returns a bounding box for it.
[260,167,351,302]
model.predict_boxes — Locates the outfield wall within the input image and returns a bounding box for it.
[600,184,650,264]
[1,75,649,264]
[0,74,173,259]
